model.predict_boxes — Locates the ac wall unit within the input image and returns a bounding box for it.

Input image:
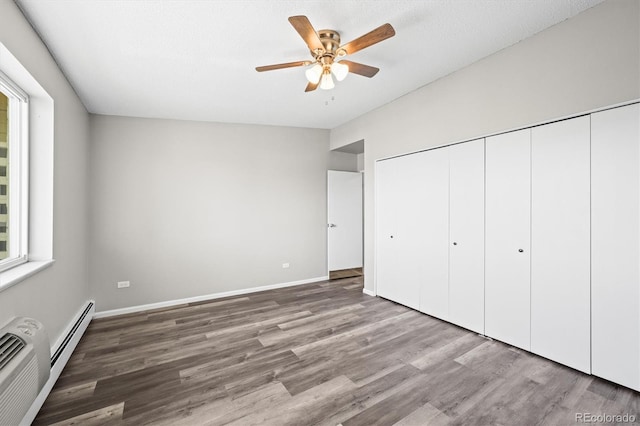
[0,317,50,426]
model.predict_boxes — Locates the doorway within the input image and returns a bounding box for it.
[328,140,364,280]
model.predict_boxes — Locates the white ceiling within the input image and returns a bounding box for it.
[17,0,604,129]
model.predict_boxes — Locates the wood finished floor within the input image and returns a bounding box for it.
[35,277,639,425]
[329,268,363,280]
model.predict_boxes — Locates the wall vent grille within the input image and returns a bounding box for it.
[0,333,25,371]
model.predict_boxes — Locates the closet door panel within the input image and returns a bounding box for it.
[375,159,399,303]
[591,104,640,391]
[449,139,485,333]
[393,152,435,310]
[485,129,531,350]
[417,148,450,319]
[530,116,591,373]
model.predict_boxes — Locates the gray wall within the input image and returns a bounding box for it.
[89,115,329,312]
[330,0,640,293]
[328,151,359,172]
[0,2,90,347]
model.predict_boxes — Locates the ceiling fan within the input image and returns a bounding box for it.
[256,16,396,92]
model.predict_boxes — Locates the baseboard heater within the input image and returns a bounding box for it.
[51,302,93,367]
[0,300,95,426]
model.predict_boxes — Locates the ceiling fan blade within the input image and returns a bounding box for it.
[255,60,310,72]
[305,81,319,92]
[340,23,395,55]
[288,16,324,52]
[340,60,379,78]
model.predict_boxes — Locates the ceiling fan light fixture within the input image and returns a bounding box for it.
[320,71,335,90]
[331,61,349,82]
[305,63,323,84]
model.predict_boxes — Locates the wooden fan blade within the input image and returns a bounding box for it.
[340,23,395,55]
[340,60,379,78]
[256,60,310,72]
[305,81,319,92]
[288,16,324,52]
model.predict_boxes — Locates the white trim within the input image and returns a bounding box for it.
[20,301,94,426]
[0,71,30,272]
[362,288,376,297]
[94,276,329,318]
[0,259,54,291]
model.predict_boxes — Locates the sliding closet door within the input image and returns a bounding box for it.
[448,139,485,333]
[375,158,399,303]
[591,103,640,391]
[485,129,531,350]
[416,148,449,319]
[530,116,590,373]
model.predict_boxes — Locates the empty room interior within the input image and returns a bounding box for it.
[0,0,639,424]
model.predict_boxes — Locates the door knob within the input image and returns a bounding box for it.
[518,249,524,253]
[328,223,337,228]
[453,242,457,246]
[390,235,394,239]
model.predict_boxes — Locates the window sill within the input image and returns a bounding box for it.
[0,259,55,292]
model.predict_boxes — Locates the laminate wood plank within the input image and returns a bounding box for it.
[203,382,292,426]
[393,402,451,426]
[341,371,434,426]
[121,380,229,423]
[49,402,124,426]
[205,310,313,340]
[35,276,640,426]
[40,381,97,409]
[315,364,431,426]
[410,332,485,370]
[291,310,421,358]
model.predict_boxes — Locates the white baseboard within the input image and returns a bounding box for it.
[21,300,95,426]
[362,288,376,297]
[94,276,329,319]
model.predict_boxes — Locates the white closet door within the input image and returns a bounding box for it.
[392,152,435,310]
[449,139,485,333]
[375,159,399,303]
[530,116,591,373]
[591,103,640,391]
[485,129,531,350]
[417,148,450,319]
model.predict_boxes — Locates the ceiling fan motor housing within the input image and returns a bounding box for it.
[314,30,343,63]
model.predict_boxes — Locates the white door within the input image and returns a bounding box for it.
[530,116,591,373]
[449,139,485,334]
[375,153,431,310]
[485,129,531,350]
[591,103,640,391]
[375,159,399,302]
[415,148,449,318]
[328,170,363,271]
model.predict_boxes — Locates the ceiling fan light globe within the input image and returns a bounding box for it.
[305,63,323,83]
[331,61,349,81]
[320,73,335,90]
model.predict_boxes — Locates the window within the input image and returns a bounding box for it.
[0,72,28,271]
[0,41,54,290]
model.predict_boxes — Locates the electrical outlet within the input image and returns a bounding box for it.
[282,263,290,269]
[117,281,130,289]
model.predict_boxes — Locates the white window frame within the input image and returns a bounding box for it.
[0,71,29,272]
